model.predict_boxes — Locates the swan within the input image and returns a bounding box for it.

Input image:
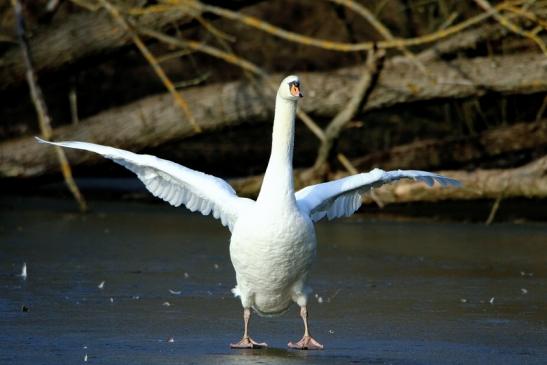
[36,75,460,350]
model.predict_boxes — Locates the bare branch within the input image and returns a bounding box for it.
[97,0,201,132]
[179,0,500,52]
[313,48,385,171]
[327,0,426,72]
[474,0,547,55]
[11,0,87,212]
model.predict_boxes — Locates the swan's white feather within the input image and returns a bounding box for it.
[35,137,252,232]
[296,168,461,222]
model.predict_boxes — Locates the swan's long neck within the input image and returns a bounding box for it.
[257,94,297,206]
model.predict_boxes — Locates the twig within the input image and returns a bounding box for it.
[97,0,202,132]
[327,0,426,73]
[156,49,195,63]
[173,72,211,89]
[178,0,500,52]
[329,0,393,40]
[474,0,547,55]
[374,0,390,16]
[391,2,506,48]
[485,170,510,225]
[313,48,385,171]
[195,15,236,43]
[69,83,79,125]
[501,3,547,30]
[127,2,182,15]
[139,27,266,76]
[438,12,459,30]
[336,153,358,174]
[485,195,503,225]
[195,14,257,87]
[297,110,326,142]
[416,23,506,62]
[11,0,87,212]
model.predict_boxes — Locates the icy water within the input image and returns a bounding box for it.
[1,196,546,364]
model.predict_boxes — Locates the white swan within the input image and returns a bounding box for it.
[37,75,460,350]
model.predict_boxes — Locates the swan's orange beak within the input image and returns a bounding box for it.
[290,84,303,98]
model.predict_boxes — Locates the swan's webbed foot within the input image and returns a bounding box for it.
[288,335,323,350]
[230,336,268,349]
[288,305,324,350]
[231,307,267,349]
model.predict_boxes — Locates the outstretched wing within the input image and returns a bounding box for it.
[295,168,460,222]
[36,137,253,231]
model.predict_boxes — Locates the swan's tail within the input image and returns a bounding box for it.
[231,285,291,317]
[231,286,241,298]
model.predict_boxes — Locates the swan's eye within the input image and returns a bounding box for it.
[288,81,302,97]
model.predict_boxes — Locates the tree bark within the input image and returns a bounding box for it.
[415,23,507,63]
[1,53,546,178]
[0,1,263,89]
[361,155,547,205]
[0,8,186,89]
[351,120,547,171]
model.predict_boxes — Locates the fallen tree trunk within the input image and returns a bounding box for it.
[1,53,546,178]
[361,155,547,205]
[0,7,189,89]
[351,120,547,171]
[0,0,262,89]
[228,155,547,203]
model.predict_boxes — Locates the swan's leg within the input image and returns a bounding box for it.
[230,308,268,349]
[288,306,323,350]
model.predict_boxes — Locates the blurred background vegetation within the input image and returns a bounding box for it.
[0,0,546,221]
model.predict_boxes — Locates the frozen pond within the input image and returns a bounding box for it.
[1,196,546,364]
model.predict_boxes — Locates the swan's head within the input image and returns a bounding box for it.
[278,75,303,100]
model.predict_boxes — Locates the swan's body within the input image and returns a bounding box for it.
[37,75,460,349]
[231,198,315,316]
